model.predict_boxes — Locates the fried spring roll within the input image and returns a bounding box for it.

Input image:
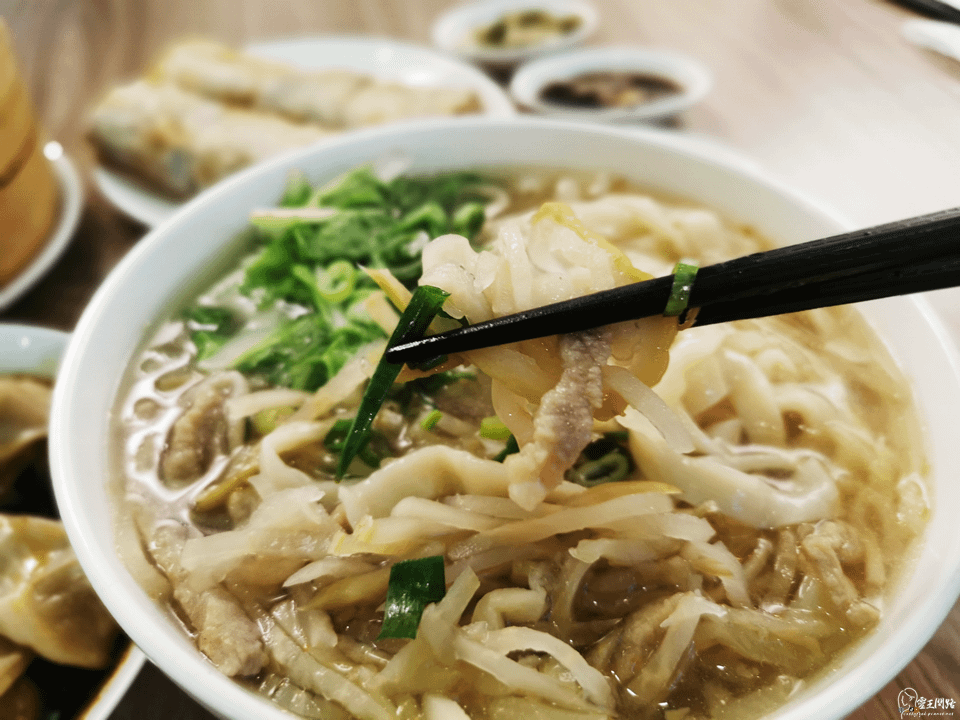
[88,80,332,198]
[152,39,482,129]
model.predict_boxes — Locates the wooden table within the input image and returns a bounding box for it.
[4,1,960,717]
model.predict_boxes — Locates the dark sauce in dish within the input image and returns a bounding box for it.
[540,71,682,109]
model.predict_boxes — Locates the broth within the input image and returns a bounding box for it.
[113,167,928,720]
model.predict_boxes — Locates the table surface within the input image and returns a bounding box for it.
[4,0,960,718]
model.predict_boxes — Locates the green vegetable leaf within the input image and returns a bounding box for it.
[280,170,313,207]
[336,285,450,478]
[183,168,500,394]
[186,306,237,360]
[378,556,446,640]
[234,315,384,391]
[316,167,388,208]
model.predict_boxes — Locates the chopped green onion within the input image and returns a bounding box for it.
[231,315,384,392]
[191,169,499,394]
[664,259,699,317]
[336,285,450,479]
[398,201,448,236]
[493,434,520,462]
[569,452,631,487]
[479,416,512,440]
[420,409,443,431]
[251,406,295,436]
[452,201,487,238]
[316,260,356,303]
[378,556,446,640]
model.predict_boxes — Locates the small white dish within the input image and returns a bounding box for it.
[81,644,147,720]
[510,46,712,122]
[0,323,70,374]
[0,143,83,312]
[93,35,516,229]
[0,322,147,720]
[432,0,598,67]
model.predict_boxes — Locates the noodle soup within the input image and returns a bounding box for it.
[112,165,928,720]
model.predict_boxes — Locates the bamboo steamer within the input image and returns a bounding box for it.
[0,19,58,287]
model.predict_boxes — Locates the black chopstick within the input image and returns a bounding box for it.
[887,0,960,24]
[385,206,960,365]
[692,252,960,326]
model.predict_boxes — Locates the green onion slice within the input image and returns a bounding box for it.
[420,409,443,431]
[378,555,446,640]
[479,416,511,440]
[336,284,450,478]
[316,260,356,303]
[664,259,699,317]
[570,452,631,487]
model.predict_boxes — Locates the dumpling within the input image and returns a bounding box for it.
[0,376,50,501]
[0,675,40,720]
[0,636,31,698]
[0,515,118,669]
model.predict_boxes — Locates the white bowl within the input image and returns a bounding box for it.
[510,46,712,122]
[50,117,960,720]
[0,323,146,719]
[431,0,598,67]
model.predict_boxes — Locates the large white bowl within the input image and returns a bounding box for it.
[50,118,960,720]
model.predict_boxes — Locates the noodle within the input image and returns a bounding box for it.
[114,169,928,720]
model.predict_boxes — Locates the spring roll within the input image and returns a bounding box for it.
[153,39,482,129]
[88,80,332,198]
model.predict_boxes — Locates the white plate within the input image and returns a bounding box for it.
[510,46,713,122]
[0,143,83,312]
[93,35,517,228]
[431,0,599,67]
[0,323,147,720]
